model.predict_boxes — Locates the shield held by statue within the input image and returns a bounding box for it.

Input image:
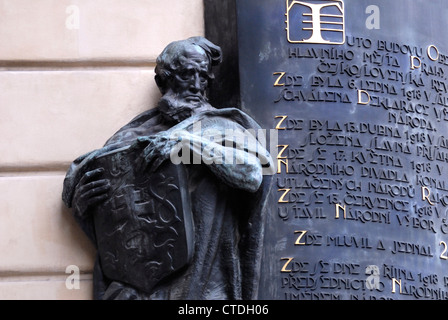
[88,145,194,294]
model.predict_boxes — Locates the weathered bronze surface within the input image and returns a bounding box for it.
[62,37,273,300]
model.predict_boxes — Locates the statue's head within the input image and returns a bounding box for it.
[155,37,222,108]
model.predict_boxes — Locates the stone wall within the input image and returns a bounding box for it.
[0,0,204,299]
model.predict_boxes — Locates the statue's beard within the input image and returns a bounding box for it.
[158,92,213,124]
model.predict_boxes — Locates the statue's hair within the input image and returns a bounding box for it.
[155,37,222,94]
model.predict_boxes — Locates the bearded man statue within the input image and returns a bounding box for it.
[62,37,273,300]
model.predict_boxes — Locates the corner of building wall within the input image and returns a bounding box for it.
[0,0,205,300]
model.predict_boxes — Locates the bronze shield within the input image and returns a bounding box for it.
[90,146,194,294]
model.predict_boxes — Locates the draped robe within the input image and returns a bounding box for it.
[62,106,273,300]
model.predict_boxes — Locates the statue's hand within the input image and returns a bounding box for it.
[72,168,111,217]
[134,135,179,173]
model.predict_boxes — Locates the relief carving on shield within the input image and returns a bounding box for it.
[88,146,194,294]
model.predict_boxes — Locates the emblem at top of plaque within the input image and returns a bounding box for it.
[285,0,345,45]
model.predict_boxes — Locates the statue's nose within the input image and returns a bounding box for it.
[189,73,201,93]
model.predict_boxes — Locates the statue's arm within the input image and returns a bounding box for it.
[176,131,272,193]
[138,121,274,193]
[205,145,264,193]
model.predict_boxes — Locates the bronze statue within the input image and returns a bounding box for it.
[62,37,273,300]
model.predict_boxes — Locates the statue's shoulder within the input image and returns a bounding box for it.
[104,107,166,146]
[114,107,162,134]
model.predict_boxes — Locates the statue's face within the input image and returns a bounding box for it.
[169,46,210,106]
